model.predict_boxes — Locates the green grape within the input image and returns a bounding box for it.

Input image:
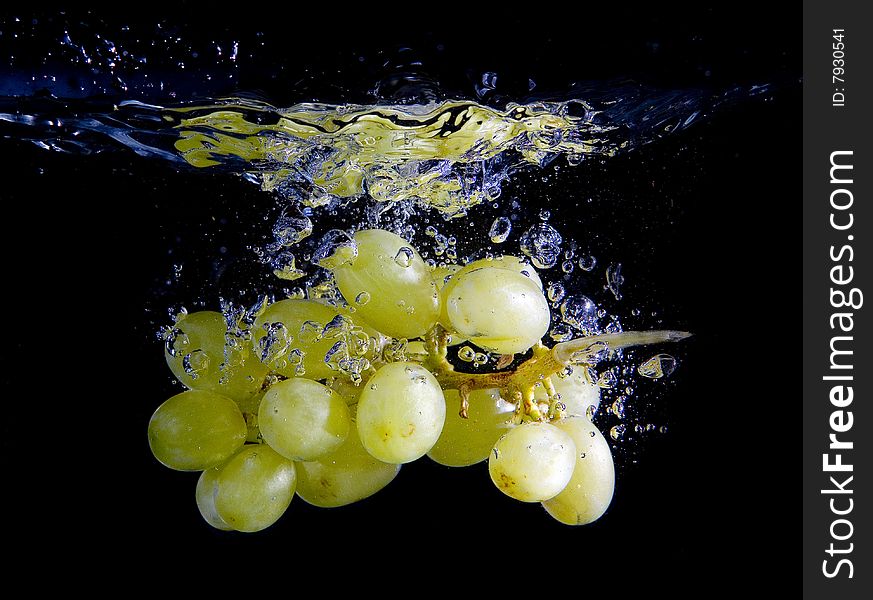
[148,390,247,471]
[427,389,516,467]
[213,444,297,533]
[296,426,401,508]
[542,417,615,525]
[449,255,543,291]
[165,311,268,403]
[356,362,446,464]
[195,465,232,531]
[251,299,342,381]
[258,378,351,461]
[439,255,541,329]
[332,229,440,339]
[534,367,601,417]
[488,421,576,502]
[444,266,550,355]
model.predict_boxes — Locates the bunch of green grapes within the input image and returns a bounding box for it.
[149,228,673,532]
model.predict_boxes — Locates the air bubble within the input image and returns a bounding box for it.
[257,322,292,363]
[355,291,371,306]
[271,251,306,281]
[610,399,625,419]
[489,217,512,243]
[609,424,627,441]
[559,295,598,331]
[606,263,624,301]
[458,346,476,362]
[182,349,209,378]
[519,223,562,269]
[577,255,597,271]
[271,211,312,247]
[313,230,358,270]
[638,354,678,379]
[394,247,414,268]
[597,369,618,389]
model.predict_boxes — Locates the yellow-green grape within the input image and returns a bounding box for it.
[534,368,601,417]
[195,465,232,531]
[457,255,543,290]
[213,445,297,533]
[165,311,267,403]
[332,229,440,339]
[295,426,401,508]
[251,299,342,381]
[444,267,550,355]
[356,362,446,464]
[488,422,576,502]
[148,390,247,471]
[258,378,350,461]
[439,255,541,328]
[542,417,615,525]
[427,389,516,467]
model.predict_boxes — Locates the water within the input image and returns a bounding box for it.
[2,8,799,571]
[1,40,729,426]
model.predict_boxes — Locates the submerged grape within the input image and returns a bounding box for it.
[489,422,577,503]
[356,362,446,464]
[148,390,247,471]
[332,229,440,339]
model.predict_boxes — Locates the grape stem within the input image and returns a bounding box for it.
[423,326,691,420]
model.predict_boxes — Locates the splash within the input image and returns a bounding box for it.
[0,81,759,219]
[167,98,614,216]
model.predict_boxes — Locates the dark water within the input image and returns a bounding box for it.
[2,5,799,584]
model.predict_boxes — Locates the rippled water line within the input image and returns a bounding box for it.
[0,83,764,216]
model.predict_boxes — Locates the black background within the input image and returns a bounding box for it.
[2,4,798,588]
